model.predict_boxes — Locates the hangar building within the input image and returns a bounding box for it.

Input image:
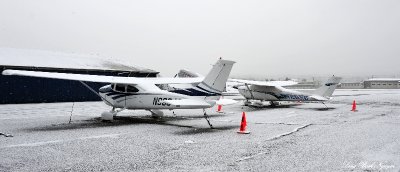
[337,82,364,89]
[0,48,159,104]
[363,78,400,89]
[338,78,400,89]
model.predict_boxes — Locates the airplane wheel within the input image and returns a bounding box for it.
[101,111,114,121]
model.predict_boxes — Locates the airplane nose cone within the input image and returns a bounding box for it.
[237,86,247,91]
[99,85,112,93]
[237,86,246,94]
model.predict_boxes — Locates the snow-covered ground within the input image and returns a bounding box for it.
[0,89,399,171]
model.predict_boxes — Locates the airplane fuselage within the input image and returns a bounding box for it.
[99,85,218,110]
[237,85,320,102]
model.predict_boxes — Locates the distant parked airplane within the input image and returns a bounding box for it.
[231,76,342,107]
[2,59,236,128]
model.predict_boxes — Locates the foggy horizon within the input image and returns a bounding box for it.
[1,0,399,79]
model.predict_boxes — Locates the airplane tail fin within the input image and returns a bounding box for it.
[197,58,236,94]
[313,76,342,98]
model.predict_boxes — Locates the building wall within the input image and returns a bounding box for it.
[0,66,158,104]
[338,82,364,89]
[364,81,399,89]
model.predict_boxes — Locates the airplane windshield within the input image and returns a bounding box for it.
[113,84,139,93]
[126,85,139,93]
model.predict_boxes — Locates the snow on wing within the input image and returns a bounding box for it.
[2,69,203,85]
[230,79,298,87]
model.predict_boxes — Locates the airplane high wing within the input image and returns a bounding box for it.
[2,69,203,85]
[229,79,298,87]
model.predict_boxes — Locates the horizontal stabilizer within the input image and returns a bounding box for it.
[215,98,238,106]
[309,95,329,101]
[163,99,212,109]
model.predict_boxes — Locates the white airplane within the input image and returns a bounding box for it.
[2,59,235,128]
[231,76,342,107]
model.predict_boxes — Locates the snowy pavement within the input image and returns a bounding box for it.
[0,89,400,171]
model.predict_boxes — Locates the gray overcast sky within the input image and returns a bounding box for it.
[1,0,399,79]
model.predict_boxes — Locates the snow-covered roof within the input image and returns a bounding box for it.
[0,47,157,73]
[367,78,400,82]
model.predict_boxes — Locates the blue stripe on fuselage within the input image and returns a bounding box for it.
[99,84,220,99]
[170,88,220,96]
[195,85,220,95]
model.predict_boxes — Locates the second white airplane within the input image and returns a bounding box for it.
[231,76,342,107]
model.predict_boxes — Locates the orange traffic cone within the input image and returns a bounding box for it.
[216,104,223,113]
[351,100,358,112]
[237,112,250,134]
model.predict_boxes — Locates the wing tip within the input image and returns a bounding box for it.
[2,69,13,76]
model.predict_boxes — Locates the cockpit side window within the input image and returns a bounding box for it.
[115,84,126,92]
[126,85,139,93]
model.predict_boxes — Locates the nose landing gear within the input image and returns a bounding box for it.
[101,107,126,121]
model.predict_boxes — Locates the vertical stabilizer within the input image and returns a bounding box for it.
[313,76,342,97]
[197,59,235,94]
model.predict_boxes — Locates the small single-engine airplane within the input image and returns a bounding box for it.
[231,76,342,107]
[2,59,235,128]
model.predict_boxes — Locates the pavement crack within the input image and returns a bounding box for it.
[236,151,270,162]
[213,120,302,126]
[266,124,313,141]
[254,122,301,126]
[235,124,313,163]
[0,132,13,137]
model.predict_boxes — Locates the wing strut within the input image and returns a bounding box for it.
[245,83,255,99]
[203,109,214,129]
[79,81,114,107]
[321,102,329,109]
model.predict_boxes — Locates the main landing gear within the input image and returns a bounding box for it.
[244,99,251,106]
[203,109,214,129]
[321,102,329,109]
[101,107,214,129]
[149,109,164,118]
[270,101,280,107]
